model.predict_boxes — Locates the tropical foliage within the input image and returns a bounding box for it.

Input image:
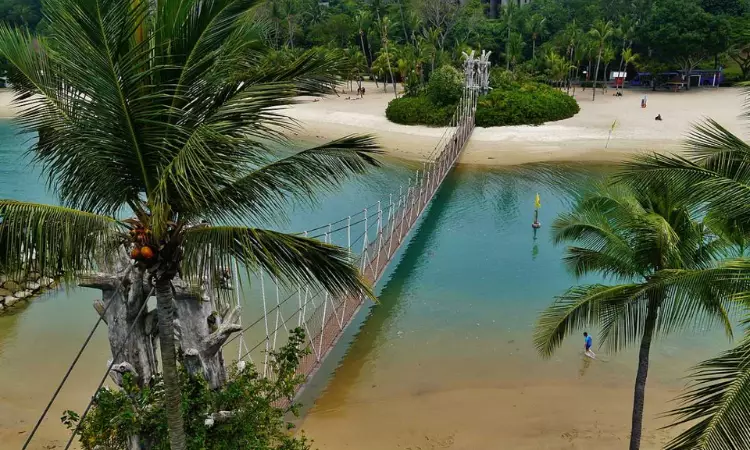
[475,81,579,127]
[533,177,749,449]
[0,0,380,447]
[2,0,747,89]
[62,329,313,450]
[617,105,750,450]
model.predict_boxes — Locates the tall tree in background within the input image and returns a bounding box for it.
[379,15,398,96]
[589,18,613,100]
[0,0,381,447]
[356,10,377,84]
[616,14,638,76]
[641,0,729,89]
[419,0,463,49]
[727,15,750,80]
[527,13,546,60]
[501,0,517,70]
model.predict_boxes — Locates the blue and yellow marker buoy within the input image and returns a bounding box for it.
[532,193,541,228]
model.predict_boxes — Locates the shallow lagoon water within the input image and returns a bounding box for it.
[0,120,731,448]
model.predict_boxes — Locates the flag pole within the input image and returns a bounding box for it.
[532,193,541,229]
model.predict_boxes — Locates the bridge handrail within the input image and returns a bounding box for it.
[229,51,491,392]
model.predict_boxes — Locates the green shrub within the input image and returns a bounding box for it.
[385,96,455,126]
[489,67,532,89]
[426,65,463,106]
[475,83,579,127]
[62,329,312,450]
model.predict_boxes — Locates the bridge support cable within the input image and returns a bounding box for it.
[223,50,492,394]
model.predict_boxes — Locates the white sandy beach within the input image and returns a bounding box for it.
[282,81,749,166]
[2,84,746,166]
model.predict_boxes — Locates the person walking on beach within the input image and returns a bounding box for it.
[583,332,595,358]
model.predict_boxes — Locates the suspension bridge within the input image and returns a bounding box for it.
[16,51,491,449]
[228,51,491,393]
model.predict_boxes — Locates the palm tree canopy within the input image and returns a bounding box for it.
[665,308,750,450]
[621,115,750,226]
[0,0,381,296]
[618,107,750,450]
[534,181,742,357]
[589,19,614,47]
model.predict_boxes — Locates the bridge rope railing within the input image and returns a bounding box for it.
[225,51,492,390]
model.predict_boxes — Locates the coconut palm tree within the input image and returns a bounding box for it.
[356,10,373,68]
[561,21,582,93]
[546,50,573,89]
[589,19,614,101]
[379,15,398,97]
[527,13,546,61]
[506,32,525,71]
[501,1,517,71]
[601,45,616,93]
[616,14,639,75]
[620,114,750,449]
[534,180,741,450]
[0,0,380,447]
[422,27,442,74]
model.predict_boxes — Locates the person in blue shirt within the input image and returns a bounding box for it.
[583,332,595,358]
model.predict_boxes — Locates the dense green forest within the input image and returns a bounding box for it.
[3,0,749,86]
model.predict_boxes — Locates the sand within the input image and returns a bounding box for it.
[301,381,679,450]
[281,82,750,166]
[0,89,22,118]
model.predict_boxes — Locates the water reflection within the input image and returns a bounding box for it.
[309,172,463,409]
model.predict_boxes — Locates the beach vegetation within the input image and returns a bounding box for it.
[61,329,312,450]
[534,177,746,450]
[425,65,464,106]
[0,0,380,446]
[387,73,578,128]
[475,82,579,127]
[385,95,455,126]
[619,99,750,450]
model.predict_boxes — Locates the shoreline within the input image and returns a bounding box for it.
[2,85,746,167]
[281,82,749,166]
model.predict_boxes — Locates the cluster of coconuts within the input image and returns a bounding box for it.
[129,226,156,261]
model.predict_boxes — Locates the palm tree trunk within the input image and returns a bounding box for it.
[567,46,574,94]
[593,49,602,101]
[384,45,397,97]
[506,25,511,71]
[532,37,536,60]
[629,302,658,450]
[365,34,378,87]
[155,278,187,450]
[397,0,408,43]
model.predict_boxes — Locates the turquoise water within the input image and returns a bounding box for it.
[0,119,733,448]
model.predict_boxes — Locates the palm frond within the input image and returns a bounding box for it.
[665,333,750,450]
[0,200,122,278]
[190,136,381,224]
[650,268,739,341]
[181,225,373,299]
[534,283,643,358]
[620,121,750,225]
[551,191,640,279]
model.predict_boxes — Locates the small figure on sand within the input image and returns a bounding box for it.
[641,95,648,109]
[655,114,662,121]
[583,332,596,359]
